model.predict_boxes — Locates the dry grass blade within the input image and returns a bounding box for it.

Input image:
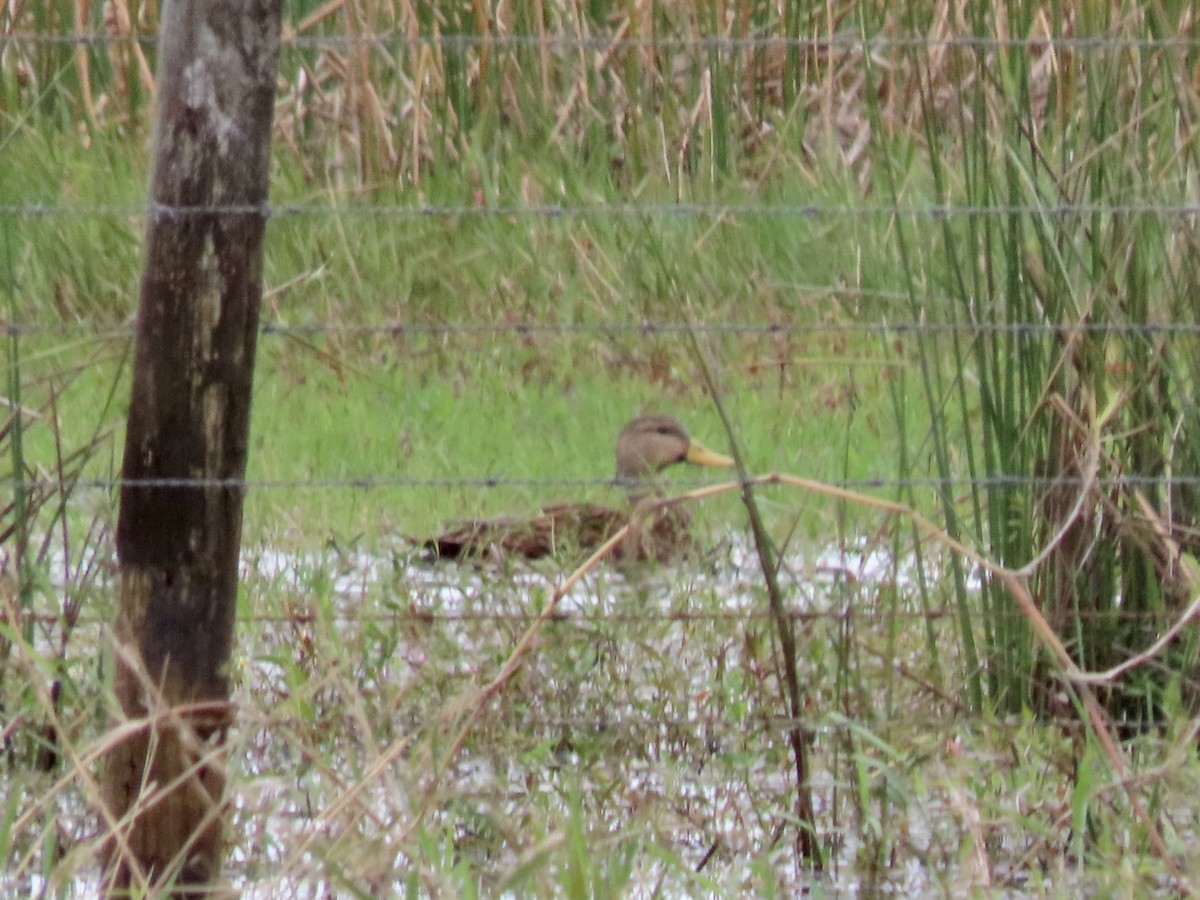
[691,338,823,869]
[96,637,237,894]
[367,461,1194,886]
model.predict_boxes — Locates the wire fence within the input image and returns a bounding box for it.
[5,16,1200,890]
[5,21,1198,586]
[7,200,1200,218]
[8,319,1200,338]
[7,30,1200,50]
[10,473,1200,490]
[15,606,1198,627]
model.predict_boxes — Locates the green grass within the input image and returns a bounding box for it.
[4,122,915,544]
[10,324,907,545]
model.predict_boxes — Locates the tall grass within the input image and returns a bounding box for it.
[870,1,1200,715]
[1,226,31,746]
[6,1,908,188]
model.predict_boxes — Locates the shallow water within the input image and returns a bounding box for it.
[5,536,1152,896]
[224,536,988,896]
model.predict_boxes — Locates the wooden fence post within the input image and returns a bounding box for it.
[99,2,282,894]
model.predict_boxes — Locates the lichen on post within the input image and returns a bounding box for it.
[99,2,282,894]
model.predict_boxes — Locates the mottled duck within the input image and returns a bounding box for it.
[426,414,735,563]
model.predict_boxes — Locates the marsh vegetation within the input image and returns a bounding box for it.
[4,0,1200,893]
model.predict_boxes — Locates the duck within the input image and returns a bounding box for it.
[425,414,735,563]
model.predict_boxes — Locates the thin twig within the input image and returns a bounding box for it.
[689,338,823,869]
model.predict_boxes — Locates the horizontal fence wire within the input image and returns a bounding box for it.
[7,32,1200,51]
[6,201,1200,220]
[6,321,1200,339]
[5,474,1200,491]
[242,714,1112,738]
[17,609,1192,627]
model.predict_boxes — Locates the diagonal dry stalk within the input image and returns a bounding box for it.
[4,632,154,891]
[94,636,238,895]
[388,466,1191,890]
[404,480,733,836]
[692,345,823,869]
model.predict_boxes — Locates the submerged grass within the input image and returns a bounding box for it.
[5,0,1200,893]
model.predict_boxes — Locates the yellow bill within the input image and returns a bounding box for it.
[685,441,735,468]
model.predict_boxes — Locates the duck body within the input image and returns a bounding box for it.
[425,415,733,564]
[427,501,694,563]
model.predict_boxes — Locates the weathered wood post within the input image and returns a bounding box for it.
[100,2,282,894]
